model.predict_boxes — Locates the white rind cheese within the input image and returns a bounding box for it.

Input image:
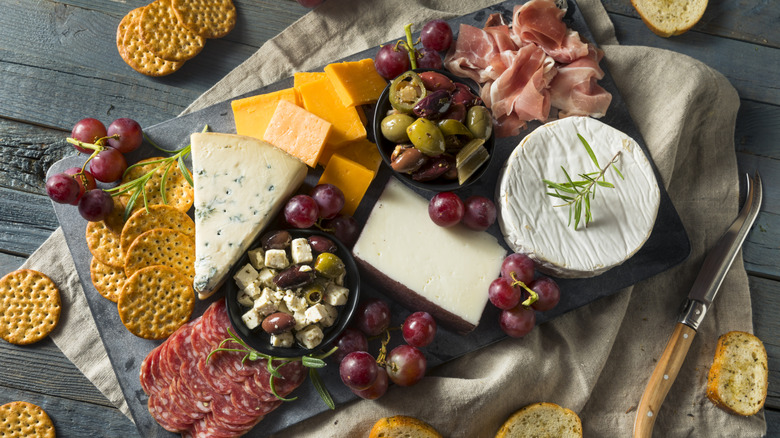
[352,178,506,331]
[496,117,660,278]
[191,133,307,299]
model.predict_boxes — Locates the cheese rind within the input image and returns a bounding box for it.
[352,178,506,333]
[496,117,660,278]
[190,133,307,298]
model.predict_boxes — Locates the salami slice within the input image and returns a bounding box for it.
[180,356,217,402]
[268,360,308,397]
[149,344,175,394]
[230,389,282,417]
[140,344,164,395]
[197,354,243,395]
[243,374,277,402]
[147,392,191,433]
[192,415,238,438]
[208,411,265,436]
[210,392,258,426]
[168,378,207,421]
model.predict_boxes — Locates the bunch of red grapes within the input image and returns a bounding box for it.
[428,192,497,231]
[375,19,454,79]
[489,253,561,338]
[282,183,360,248]
[335,298,437,400]
[46,117,143,221]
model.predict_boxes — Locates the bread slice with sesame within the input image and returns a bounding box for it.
[495,402,582,438]
[706,331,768,416]
[631,0,708,37]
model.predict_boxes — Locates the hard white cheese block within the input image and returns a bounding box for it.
[191,132,307,299]
[496,117,660,278]
[352,178,506,333]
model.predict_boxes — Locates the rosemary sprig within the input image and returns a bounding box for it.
[543,133,624,230]
[207,328,338,409]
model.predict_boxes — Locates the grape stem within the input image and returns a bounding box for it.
[510,272,538,307]
[374,329,393,367]
[404,23,418,69]
[66,135,120,174]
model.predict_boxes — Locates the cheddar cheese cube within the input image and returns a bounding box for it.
[318,153,376,216]
[324,59,387,107]
[231,88,300,140]
[318,138,382,172]
[297,77,366,148]
[263,99,331,168]
[293,71,327,88]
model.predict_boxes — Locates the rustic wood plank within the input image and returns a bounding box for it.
[767,409,780,437]
[0,187,58,256]
[735,100,780,158]
[749,276,780,411]
[0,118,74,193]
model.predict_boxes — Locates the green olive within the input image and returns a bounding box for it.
[438,119,474,138]
[314,253,345,279]
[381,114,415,143]
[406,118,445,157]
[303,283,325,305]
[466,106,493,140]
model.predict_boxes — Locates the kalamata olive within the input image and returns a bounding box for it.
[451,83,481,108]
[308,235,337,254]
[442,154,458,180]
[411,155,452,181]
[273,264,316,289]
[262,230,291,250]
[314,253,346,279]
[390,145,428,173]
[418,71,456,92]
[466,106,493,140]
[406,118,445,156]
[262,312,295,335]
[412,89,452,120]
[380,113,415,143]
[441,102,467,123]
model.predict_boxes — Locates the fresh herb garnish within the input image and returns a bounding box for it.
[543,133,624,230]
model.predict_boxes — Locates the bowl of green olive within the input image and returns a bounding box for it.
[372,69,495,192]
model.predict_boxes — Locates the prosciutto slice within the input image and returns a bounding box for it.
[549,46,612,118]
[445,24,502,83]
[512,1,589,63]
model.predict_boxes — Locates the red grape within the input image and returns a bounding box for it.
[311,184,345,219]
[416,50,443,70]
[428,192,464,227]
[499,305,536,338]
[64,167,97,205]
[46,173,81,205]
[88,147,127,183]
[462,195,497,231]
[333,328,368,363]
[385,345,427,387]
[355,298,391,337]
[351,367,388,400]
[295,0,324,7]
[284,194,319,228]
[420,19,453,52]
[107,118,143,154]
[375,44,411,80]
[71,118,107,153]
[529,276,561,311]
[322,215,360,248]
[78,190,114,221]
[402,312,437,348]
[339,351,378,390]
[488,277,522,310]
[501,253,534,285]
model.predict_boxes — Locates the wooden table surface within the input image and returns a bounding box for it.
[0,0,777,436]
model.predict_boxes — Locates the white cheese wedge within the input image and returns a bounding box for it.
[496,116,660,278]
[352,178,506,333]
[191,132,307,299]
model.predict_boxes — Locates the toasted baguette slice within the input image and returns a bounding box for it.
[495,402,582,438]
[706,331,768,416]
[369,415,442,438]
[631,0,708,37]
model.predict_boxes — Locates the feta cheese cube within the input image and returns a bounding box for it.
[257,268,277,288]
[241,308,261,330]
[295,325,324,349]
[237,290,254,307]
[305,303,329,324]
[272,288,286,303]
[293,310,309,331]
[252,293,277,316]
[291,238,313,264]
[319,303,338,327]
[247,247,265,270]
[276,301,293,315]
[284,292,308,312]
[335,270,346,286]
[270,332,294,347]
[244,281,264,300]
[233,263,258,290]
[264,249,289,269]
[323,284,349,306]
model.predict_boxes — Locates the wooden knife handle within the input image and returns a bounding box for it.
[633,323,697,438]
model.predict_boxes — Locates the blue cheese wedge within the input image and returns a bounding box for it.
[191,133,307,299]
[496,117,660,278]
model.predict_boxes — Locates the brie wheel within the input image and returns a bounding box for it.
[496,117,660,278]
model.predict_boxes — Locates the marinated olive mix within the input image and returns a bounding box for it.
[234,230,350,350]
[380,70,492,184]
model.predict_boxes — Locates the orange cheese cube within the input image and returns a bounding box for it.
[297,77,366,148]
[318,138,382,172]
[263,99,331,168]
[231,88,300,140]
[294,71,326,88]
[324,59,388,107]
[318,153,375,216]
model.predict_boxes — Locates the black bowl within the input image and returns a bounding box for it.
[372,68,495,192]
[225,229,360,358]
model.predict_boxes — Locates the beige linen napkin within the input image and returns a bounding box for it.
[24,0,766,436]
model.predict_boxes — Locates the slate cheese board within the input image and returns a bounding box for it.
[49,1,691,436]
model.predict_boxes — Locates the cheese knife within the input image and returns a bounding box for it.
[633,173,763,438]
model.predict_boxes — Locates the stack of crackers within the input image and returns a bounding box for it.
[117,0,237,77]
[87,157,198,340]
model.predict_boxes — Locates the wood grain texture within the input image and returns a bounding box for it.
[750,276,780,410]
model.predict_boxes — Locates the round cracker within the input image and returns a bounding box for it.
[124,228,195,280]
[119,157,194,214]
[117,6,184,77]
[90,257,127,303]
[171,0,237,39]
[120,204,195,256]
[0,401,56,438]
[139,0,205,62]
[118,265,194,339]
[86,220,125,268]
[0,270,61,345]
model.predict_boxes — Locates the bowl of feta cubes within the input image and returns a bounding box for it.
[225,228,360,357]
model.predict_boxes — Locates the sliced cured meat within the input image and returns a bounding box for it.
[487,44,554,122]
[230,389,282,417]
[268,360,308,397]
[192,415,239,438]
[179,359,217,404]
[198,352,247,395]
[202,299,232,344]
[140,344,164,395]
[148,392,191,433]
[549,46,612,117]
[243,376,278,402]
[210,392,258,426]
[444,24,502,83]
[169,378,207,420]
[511,0,588,63]
[484,12,510,27]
